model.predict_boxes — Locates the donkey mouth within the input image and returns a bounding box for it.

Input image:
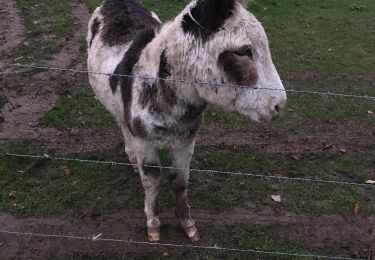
[255,112,279,123]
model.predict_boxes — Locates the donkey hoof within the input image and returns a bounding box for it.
[185,225,200,242]
[147,227,160,242]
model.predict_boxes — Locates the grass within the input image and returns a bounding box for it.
[249,0,375,75]
[1,140,374,217]
[40,85,116,129]
[80,0,188,20]
[11,0,74,63]
[215,225,328,260]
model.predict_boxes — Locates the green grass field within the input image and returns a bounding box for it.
[1,0,374,259]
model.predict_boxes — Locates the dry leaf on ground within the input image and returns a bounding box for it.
[354,202,361,216]
[271,195,282,202]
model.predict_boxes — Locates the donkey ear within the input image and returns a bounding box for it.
[182,0,236,40]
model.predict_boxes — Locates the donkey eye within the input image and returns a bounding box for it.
[234,45,253,58]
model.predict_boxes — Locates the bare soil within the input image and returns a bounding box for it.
[10,121,373,157]
[0,0,25,54]
[0,207,373,259]
[0,1,90,142]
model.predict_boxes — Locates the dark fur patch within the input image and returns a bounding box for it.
[89,18,100,48]
[173,187,189,219]
[158,51,177,106]
[109,29,156,128]
[132,116,148,138]
[181,0,235,41]
[100,0,160,46]
[137,50,177,114]
[218,51,258,87]
[138,82,157,109]
[159,50,171,79]
[180,103,206,123]
[186,117,203,139]
[142,164,161,178]
[152,201,160,215]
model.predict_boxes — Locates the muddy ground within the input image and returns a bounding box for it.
[1,207,374,259]
[0,0,374,259]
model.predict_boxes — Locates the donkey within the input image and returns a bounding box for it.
[87,0,287,242]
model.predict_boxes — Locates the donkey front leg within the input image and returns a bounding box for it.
[128,138,162,242]
[169,143,200,241]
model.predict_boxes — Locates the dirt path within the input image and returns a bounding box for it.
[0,207,372,259]
[17,121,374,157]
[0,0,25,54]
[0,1,90,142]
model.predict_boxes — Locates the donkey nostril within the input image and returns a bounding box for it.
[273,100,286,114]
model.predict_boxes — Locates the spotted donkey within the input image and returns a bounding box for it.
[87,0,287,242]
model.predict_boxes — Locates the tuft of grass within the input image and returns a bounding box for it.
[40,85,116,129]
[12,0,74,62]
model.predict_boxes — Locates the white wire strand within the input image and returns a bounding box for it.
[0,230,364,260]
[1,152,374,188]
[1,62,374,100]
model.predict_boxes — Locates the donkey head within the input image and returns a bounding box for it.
[167,0,287,122]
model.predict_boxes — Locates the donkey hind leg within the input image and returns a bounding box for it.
[169,144,200,241]
[121,127,162,241]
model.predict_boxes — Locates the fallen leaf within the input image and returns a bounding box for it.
[239,181,245,186]
[339,149,347,154]
[14,56,23,61]
[162,252,170,257]
[291,155,300,161]
[368,110,374,115]
[328,48,335,52]
[8,191,17,198]
[365,180,375,184]
[354,202,361,216]
[60,165,70,176]
[287,108,295,113]
[323,144,333,150]
[271,195,282,202]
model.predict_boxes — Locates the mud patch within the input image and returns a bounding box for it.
[198,123,375,156]
[0,0,25,54]
[0,207,372,259]
[1,121,374,156]
[49,2,90,69]
[0,1,90,141]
